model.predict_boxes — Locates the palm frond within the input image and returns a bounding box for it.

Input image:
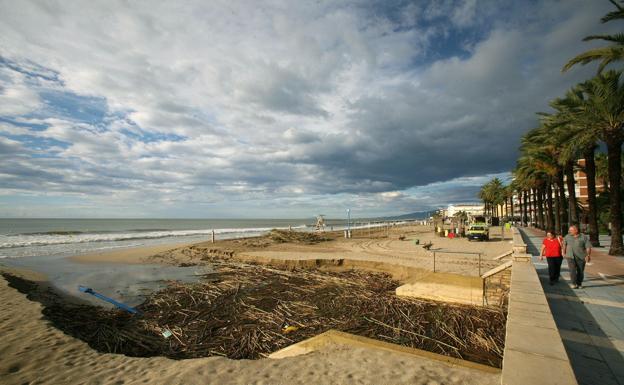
[562,46,624,73]
[602,0,624,23]
[583,33,624,45]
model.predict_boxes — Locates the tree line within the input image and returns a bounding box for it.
[480,0,624,256]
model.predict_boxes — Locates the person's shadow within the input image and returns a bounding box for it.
[522,230,624,385]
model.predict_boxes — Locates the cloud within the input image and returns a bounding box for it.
[0,0,619,217]
[0,66,43,115]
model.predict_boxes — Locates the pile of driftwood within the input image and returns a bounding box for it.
[266,229,330,244]
[17,260,506,367]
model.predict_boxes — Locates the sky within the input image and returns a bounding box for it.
[0,0,620,219]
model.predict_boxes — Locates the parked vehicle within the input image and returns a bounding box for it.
[466,223,489,241]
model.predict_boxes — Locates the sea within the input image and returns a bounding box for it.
[0,218,329,259]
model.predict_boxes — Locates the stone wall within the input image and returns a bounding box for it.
[482,261,512,308]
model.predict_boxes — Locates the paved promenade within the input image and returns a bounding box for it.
[519,227,624,385]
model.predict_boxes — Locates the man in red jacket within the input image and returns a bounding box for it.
[540,230,563,285]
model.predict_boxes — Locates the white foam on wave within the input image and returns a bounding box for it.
[0,225,307,249]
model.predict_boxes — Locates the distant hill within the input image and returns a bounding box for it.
[378,211,431,220]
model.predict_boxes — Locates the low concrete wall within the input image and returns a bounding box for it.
[501,228,577,385]
[511,227,528,255]
[269,329,500,374]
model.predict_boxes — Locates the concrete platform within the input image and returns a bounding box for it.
[395,272,483,305]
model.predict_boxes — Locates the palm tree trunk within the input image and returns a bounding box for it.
[537,186,545,229]
[518,192,523,226]
[510,195,515,222]
[584,147,601,247]
[553,184,561,233]
[547,182,554,231]
[565,160,579,226]
[503,198,507,218]
[606,138,624,256]
[535,188,541,227]
[557,169,568,233]
[531,188,537,226]
[523,190,529,226]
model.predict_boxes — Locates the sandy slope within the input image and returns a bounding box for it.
[0,271,499,385]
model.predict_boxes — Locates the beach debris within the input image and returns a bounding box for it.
[398,235,406,241]
[266,229,329,244]
[281,324,299,334]
[414,239,420,245]
[78,286,141,315]
[422,241,433,250]
[22,261,506,368]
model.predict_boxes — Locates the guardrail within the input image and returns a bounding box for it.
[431,250,483,275]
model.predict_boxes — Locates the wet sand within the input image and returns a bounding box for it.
[70,242,193,264]
[3,243,209,307]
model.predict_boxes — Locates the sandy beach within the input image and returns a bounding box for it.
[150,225,512,277]
[0,224,507,384]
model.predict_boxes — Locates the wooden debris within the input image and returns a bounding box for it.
[3,261,506,367]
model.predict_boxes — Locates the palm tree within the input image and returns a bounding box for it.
[518,124,569,232]
[563,0,624,73]
[453,210,469,236]
[490,178,505,218]
[504,185,515,221]
[509,179,525,226]
[556,95,602,245]
[514,155,541,228]
[541,94,586,228]
[576,71,624,255]
[479,178,507,222]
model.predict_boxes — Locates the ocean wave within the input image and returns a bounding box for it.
[18,229,175,236]
[0,225,307,249]
[19,230,86,236]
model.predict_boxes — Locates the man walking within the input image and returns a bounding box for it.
[563,225,592,289]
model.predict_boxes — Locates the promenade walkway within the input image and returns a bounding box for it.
[519,227,624,385]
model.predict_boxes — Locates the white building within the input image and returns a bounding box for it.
[446,203,484,218]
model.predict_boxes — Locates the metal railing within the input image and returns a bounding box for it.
[431,250,484,276]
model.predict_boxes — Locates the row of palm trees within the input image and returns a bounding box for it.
[478,178,513,219]
[480,1,624,256]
